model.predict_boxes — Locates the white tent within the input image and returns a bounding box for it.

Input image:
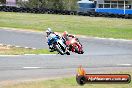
[6,0,16,6]
[77,0,94,3]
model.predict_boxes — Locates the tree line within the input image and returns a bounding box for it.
[18,0,79,10]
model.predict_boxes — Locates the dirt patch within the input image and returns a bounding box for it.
[0,46,10,50]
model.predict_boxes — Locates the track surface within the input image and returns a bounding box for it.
[0,29,132,82]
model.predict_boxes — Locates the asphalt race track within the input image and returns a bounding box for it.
[0,29,132,82]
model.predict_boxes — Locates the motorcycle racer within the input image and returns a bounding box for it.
[62,31,84,53]
[62,31,82,46]
[46,28,60,52]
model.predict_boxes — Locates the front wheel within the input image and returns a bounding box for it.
[79,50,84,54]
[74,44,84,54]
[55,44,64,55]
[74,46,79,54]
[66,51,70,55]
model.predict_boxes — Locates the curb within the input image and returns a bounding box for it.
[91,37,132,42]
[0,54,57,57]
[0,27,41,34]
[0,43,37,50]
[0,44,57,56]
[1,27,132,42]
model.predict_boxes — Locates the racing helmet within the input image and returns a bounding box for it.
[63,31,68,37]
[46,28,52,35]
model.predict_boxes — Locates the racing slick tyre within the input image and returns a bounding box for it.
[74,45,84,54]
[78,51,84,54]
[80,51,84,54]
[74,46,79,54]
[55,45,64,55]
[66,51,70,55]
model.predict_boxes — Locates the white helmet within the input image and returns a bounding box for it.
[46,28,52,35]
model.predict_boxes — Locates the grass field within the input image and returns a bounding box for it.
[0,12,132,39]
[3,71,132,88]
[0,46,56,55]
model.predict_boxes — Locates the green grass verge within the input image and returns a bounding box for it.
[0,47,56,55]
[0,12,132,39]
[3,71,132,88]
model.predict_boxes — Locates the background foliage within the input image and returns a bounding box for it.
[17,0,78,10]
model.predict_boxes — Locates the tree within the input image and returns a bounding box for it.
[17,0,79,10]
[0,0,6,4]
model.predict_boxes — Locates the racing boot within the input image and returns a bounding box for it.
[49,45,54,52]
